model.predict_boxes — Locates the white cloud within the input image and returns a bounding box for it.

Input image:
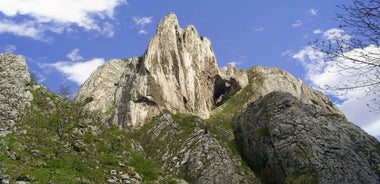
[133,16,153,27]
[309,9,318,16]
[50,58,105,85]
[313,29,322,34]
[138,29,148,35]
[45,49,105,85]
[292,39,380,138]
[66,49,83,61]
[101,22,115,38]
[2,44,16,53]
[0,0,126,40]
[292,20,302,28]
[323,28,352,42]
[281,50,293,57]
[0,19,46,40]
[251,27,264,32]
[132,16,153,35]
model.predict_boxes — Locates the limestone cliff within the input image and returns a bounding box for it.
[0,54,33,136]
[75,58,130,119]
[76,13,340,129]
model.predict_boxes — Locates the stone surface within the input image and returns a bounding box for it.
[246,66,341,114]
[138,114,259,184]
[75,58,130,119]
[77,13,341,130]
[235,91,380,184]
[77,13,246,128]
[110,13,238,128]
[0,54,32,135]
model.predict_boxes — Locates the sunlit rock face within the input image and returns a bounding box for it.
[76,13,341,129]
[77,13,247,128]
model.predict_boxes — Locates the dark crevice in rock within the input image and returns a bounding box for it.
[134,96,157,106]
[213,76,242,106]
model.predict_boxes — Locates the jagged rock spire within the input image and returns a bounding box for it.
[111,12,232,128]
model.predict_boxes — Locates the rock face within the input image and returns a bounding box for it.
[77,13,341,129]
[77,13,246,128]
[235,91,380,184]
[75,58,130,118]
[245,66,341,114]
[0,54,32,135]
[111,13,245,128]
[137,114,259,184]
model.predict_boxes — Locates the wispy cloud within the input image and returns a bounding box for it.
[292,20,302,28]
[281,50,293,57]
[0,19,46,40]
[133,16,153,35]
[0,0,126,40]
[66,49,83,62]
[313,29,323,34]
[138,29,148,35]
[133,16,153,27]
[322,28,352,42]
[309,9,318,16]
[251,27,264,32]
[2,44,16,53]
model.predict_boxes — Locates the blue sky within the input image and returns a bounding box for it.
[0,0,379,139]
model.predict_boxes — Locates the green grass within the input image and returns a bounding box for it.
[0,85,161,183]
[129,152,159,180]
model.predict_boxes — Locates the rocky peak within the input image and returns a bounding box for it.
[76,13,341,129]
[108,13,244,128]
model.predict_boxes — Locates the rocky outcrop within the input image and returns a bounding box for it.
[245,66,341,114]
[77,13,246,128]
[111,13,233,128]
[75,58,130,119]
[0,54,33,136]
[137,114,259,184]
[235,91,380,184]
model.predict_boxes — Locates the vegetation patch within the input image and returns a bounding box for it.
[0,86,160,183]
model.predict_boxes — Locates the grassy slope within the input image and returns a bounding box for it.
[0,84,160,183]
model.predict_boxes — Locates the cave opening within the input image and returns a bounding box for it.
[213,76,242,107]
